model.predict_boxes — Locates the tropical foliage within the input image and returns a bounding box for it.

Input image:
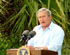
[0,0,70,55]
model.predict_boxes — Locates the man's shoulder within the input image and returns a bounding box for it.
[53,23,64,33]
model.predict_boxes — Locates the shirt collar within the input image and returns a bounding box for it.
[48,21,54,29]
[39,21,54,30]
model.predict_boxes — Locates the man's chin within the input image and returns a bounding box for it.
[41,25,46,27]
[41,24,49,27]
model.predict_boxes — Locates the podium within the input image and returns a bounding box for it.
[30,50,58,55]
[7,46,58,55]
[7,49,18,55]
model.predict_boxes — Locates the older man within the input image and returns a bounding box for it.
[27,8,65,55]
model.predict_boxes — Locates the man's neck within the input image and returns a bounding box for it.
[42,22,51,30]
[42,26,48,30]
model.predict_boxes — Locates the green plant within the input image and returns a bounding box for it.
[0,0,70,55]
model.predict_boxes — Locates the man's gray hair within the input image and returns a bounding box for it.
[36,8,51,16]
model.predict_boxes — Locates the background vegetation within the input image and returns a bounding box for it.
[0,0,70,55]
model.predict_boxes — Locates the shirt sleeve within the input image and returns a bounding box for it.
[47,29,65,51]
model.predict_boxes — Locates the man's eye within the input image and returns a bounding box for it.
[38,17,41,19]
[42,16,45,17]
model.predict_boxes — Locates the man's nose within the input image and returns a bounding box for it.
[41,17,44,20]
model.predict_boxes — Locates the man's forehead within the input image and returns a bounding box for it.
[37,11,47,16]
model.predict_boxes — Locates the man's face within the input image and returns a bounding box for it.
[37,11,52,27]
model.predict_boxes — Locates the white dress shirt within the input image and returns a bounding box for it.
[27,21,65,55]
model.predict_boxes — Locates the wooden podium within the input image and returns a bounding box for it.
[30,50,58,55]
[7,49,18,55]
[7,46,58,55]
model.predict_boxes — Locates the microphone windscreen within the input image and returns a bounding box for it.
[28,31,36,37]
[22,30,29,36]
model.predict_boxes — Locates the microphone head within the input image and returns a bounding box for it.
[21,30,29,41]
[28,31,36,39]
[22,30,29,36]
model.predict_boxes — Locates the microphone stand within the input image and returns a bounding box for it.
[25,38,29,46]
[25,35,31,46]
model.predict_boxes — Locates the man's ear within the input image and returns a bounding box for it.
[49,16,52,19]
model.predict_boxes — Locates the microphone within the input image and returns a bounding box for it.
[27,31,36,40]
[25,31,36,45]
[19,30,29,42]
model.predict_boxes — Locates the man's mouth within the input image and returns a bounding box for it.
[41,22,45,23]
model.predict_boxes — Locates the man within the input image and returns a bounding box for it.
[27,8,65,55]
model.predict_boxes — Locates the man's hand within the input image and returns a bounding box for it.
[27,45,35,50]
[27,45,48,50]
[35,46,48,50]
